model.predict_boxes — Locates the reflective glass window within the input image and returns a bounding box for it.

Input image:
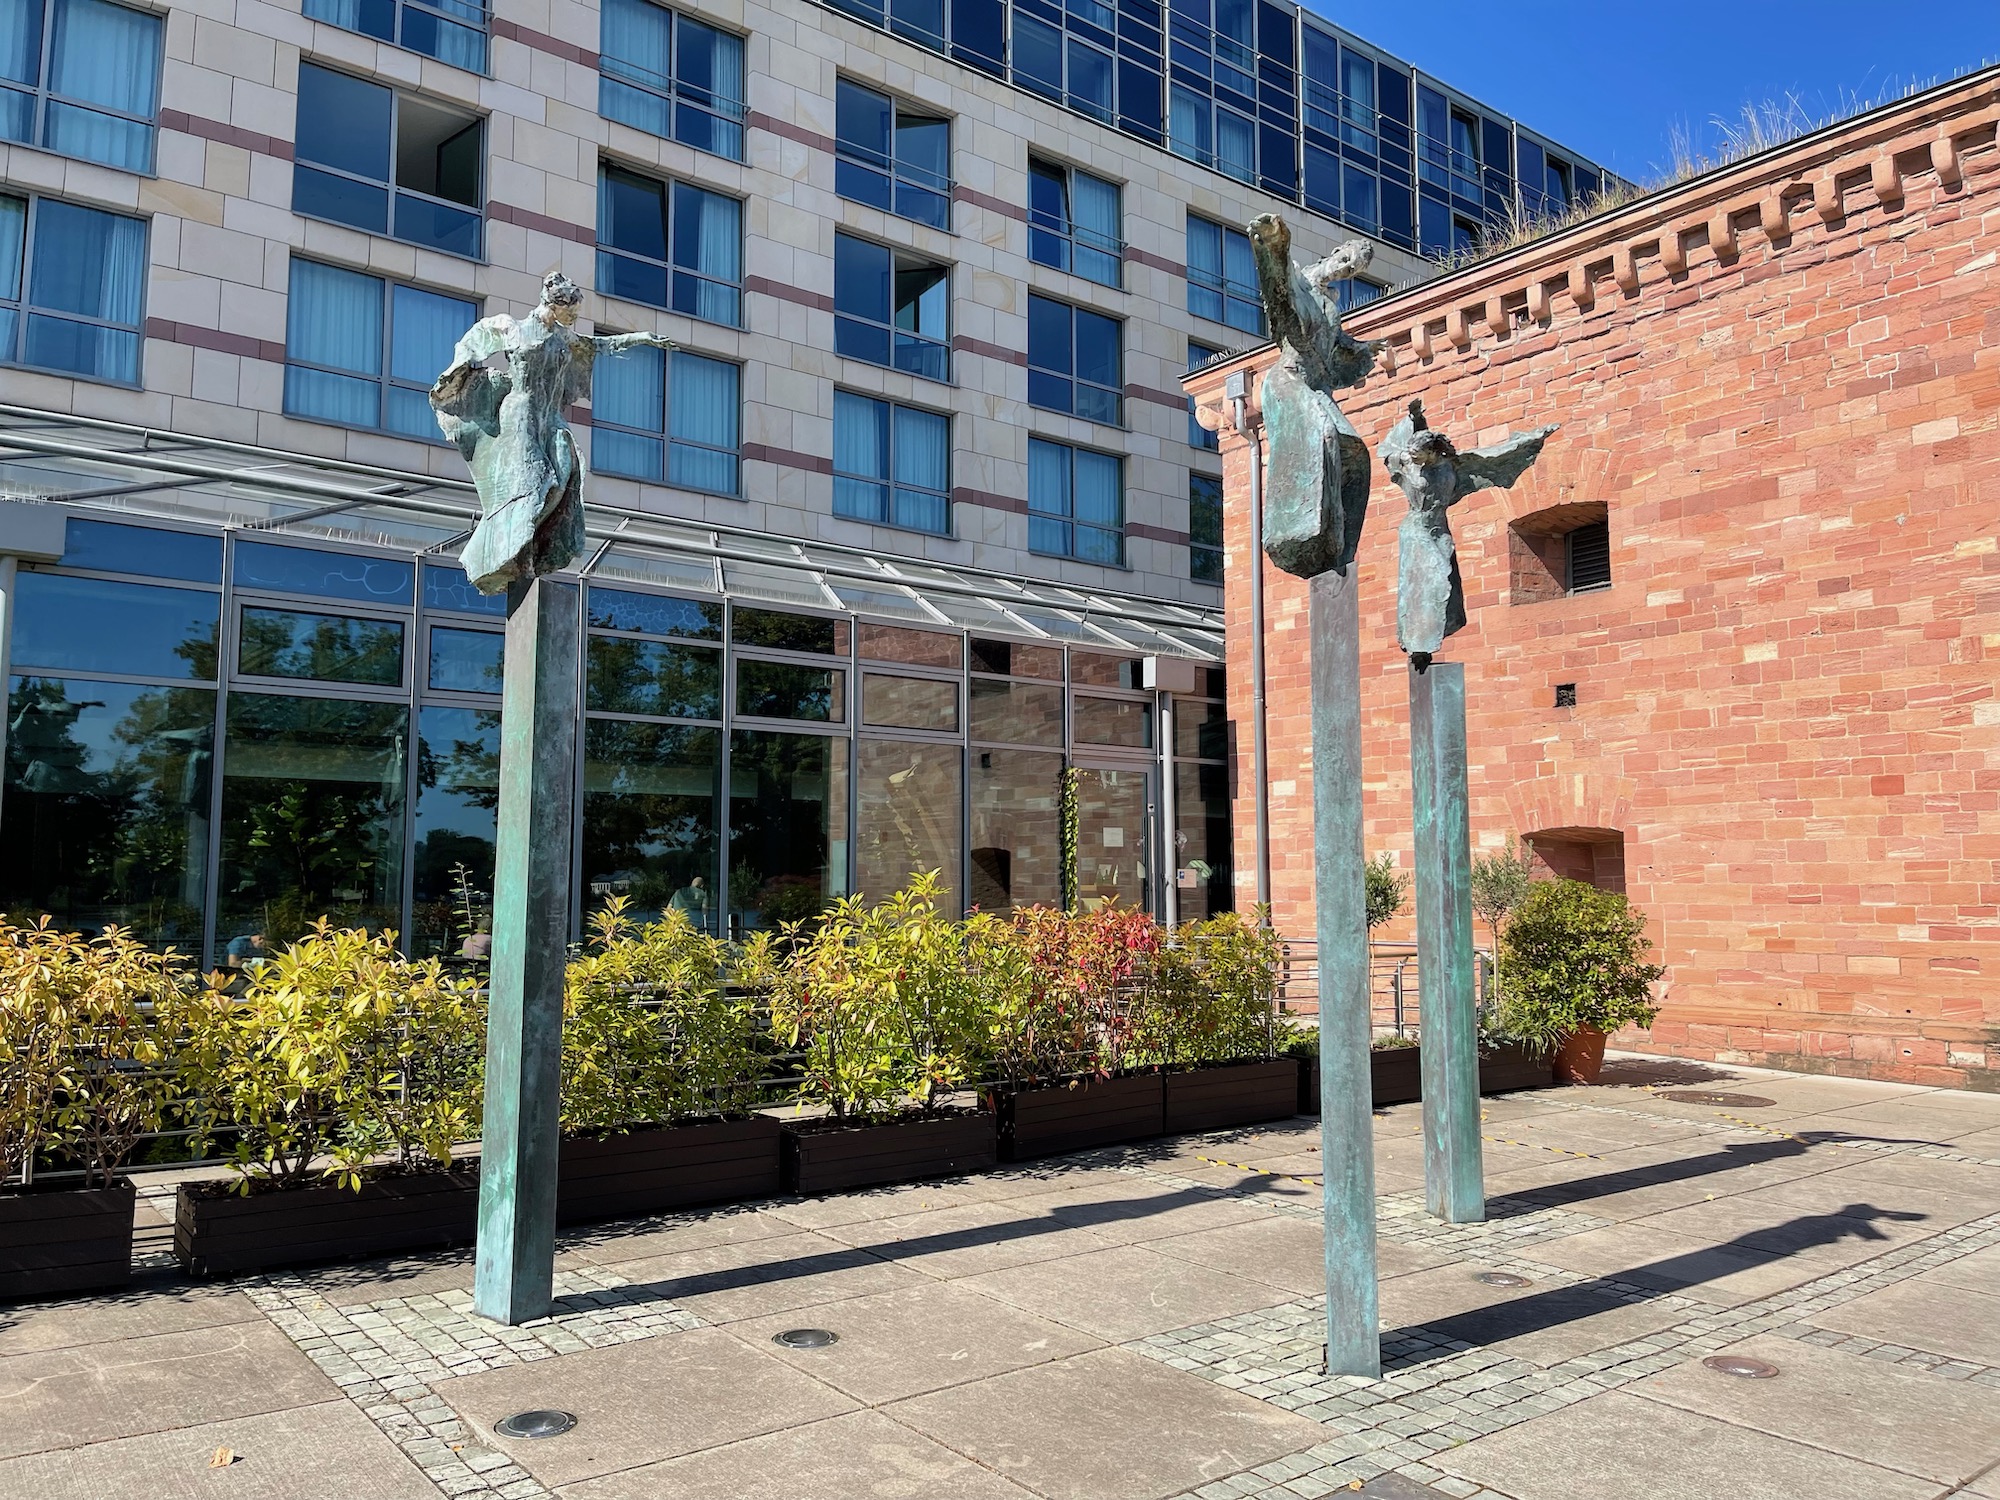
[586,636,721,719]
[598,0,745,160]
[582,719,721,928]
[233,539,414,604]
[1187,340,1222,449]
[833,231,949,382]
[423,561,507,616]
[732,607,846,655]
[857,622,961,668]
[0,0,162,172]
[587,586,723,640]
[427,626,503,693]
[969,746,1063,912]
[411,704,499,959]
[968,678,1062,746]
[1174,696,1227,758]
[59,520,220,584]
[1185,214,1263,336]
[856,738,961,908]
[1071,651,1141,687]
[834,78,951,231]
[1074,693,1151,747]
[832,391,950,534]
[968,639,1063,679]
[216,693,408,945]
[1027,294,1122,425]
[861,673,957,731]
[293,64,483,258]
[1174,760,1232,916]
[597,164,742,326]
[0,192,146,384]
[727,728,847,931]
[0,675,213,952]
[1026,158,1121,287]
[238,606,405,687]
[1027,438,1124,565]
[284,258,475,440]
[1190,473,1223,584]
[10,573,218,679]
[591,343,741,495]
[736,660,843,722]
[303,0,486,72]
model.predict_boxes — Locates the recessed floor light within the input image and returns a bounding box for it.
[1473,1271,1531,1288]
[773,1328,839,1349]
[496,1409,577,1439]
[1661,1091,1777,1107]
[1703,1354,1780,1379]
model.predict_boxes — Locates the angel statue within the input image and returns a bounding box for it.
[1246,214,1383,580]
[1379,399,1557,670]
[431,271,675,594]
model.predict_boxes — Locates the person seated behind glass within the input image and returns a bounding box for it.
[668,876,710,920]
[460,923,493,959]
[225,931,267,969]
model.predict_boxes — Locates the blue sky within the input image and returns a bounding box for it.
[1312,1,2000,183]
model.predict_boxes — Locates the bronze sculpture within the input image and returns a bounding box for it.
[431,272,675,593]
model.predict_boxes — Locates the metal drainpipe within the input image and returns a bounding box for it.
[1226,371,1272,924]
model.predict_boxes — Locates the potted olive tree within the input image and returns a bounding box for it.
[750,875,997,1193]
[557,900,777,1222]
[173,925,486,1276]
[0,921,186,1298]
[1494,880,1665,1084]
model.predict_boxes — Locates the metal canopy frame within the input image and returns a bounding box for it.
[0,405,1224,662]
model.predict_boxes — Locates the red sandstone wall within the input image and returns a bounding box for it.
[1194,79,2000,1089]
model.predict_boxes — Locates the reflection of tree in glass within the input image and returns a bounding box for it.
[728,731,838,930]
[586,637,720,718]
[0,677,211,949]
[239,609,402,683]
[581,722,718,920]
[411,709,500,958]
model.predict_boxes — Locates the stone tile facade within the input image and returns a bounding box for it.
[1187,72,2000,1087]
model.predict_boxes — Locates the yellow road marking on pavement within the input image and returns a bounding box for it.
[1196,1155,1323,1186]
[1481,1134,1602,1160]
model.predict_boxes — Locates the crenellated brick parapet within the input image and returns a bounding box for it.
[1185,67,2000,1090]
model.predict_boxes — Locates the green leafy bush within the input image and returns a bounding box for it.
[747,872,997,1119]
[1140,912,1283,1067]
[987,903,1161,1085]
[1365,854,1410,932]
[0,919,190,1188]
[1494,880,1665,1053]
[563,898,759,1131]
[178,923,484,1192]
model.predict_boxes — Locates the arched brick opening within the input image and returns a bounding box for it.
[1525,825,1625,895]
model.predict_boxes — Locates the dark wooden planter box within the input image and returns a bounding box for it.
[1163,1059,1301,1133]
[782,1110,996,1194]
[992,1071,1164,1162]
[175,1169,478,1277]
[558,1116,781,1225]
[0,1179,135,1300]
[1298,1042,1551,1114]
[1479,1041,1557,1094]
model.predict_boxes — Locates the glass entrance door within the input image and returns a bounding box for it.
[1073,763,1153,915]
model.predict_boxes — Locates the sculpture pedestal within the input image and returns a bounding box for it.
[1310,567,1381,1378]
[474,576,579,1325]
[1410,662,1484,1224]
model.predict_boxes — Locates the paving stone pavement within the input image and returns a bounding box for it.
[7,1057,2000,1500]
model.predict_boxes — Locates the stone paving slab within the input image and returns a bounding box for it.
[957,1241,1296,1341]
[1806,1278,2000,1367]
[0,1281,261,1356]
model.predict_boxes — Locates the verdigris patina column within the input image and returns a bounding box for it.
[431,273,676,1323]
[1247,214,1383,1377]
[1380,399,1555,1225]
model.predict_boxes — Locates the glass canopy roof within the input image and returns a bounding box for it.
[0,405,1224,662]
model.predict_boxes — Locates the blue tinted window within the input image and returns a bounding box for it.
[60,519,221,583]
[233,539,414,604]
[239,606,405,686]
[11,572,219,679]
[0,0,163,173]
[428,625,504,692]
[423,561,508,615]
[587,585,723,639]
[1,193,146,384]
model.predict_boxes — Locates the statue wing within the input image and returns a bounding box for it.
[1459,424,1559,492]
[1375,399,1427,470]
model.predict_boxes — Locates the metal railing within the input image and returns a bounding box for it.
[1270,937,1494,1039]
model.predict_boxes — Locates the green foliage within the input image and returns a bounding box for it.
[987,902,1162,1085]
[1364,853,1411,932]
[562,897,758,1132]
[1057,767,1081,914]
[0,919,190,1188]
[1140,912,1283,1067]
[746,872,997,1120]
[1494,880,1665,1052]
[177,924,484,1192]
[1470,841,1536,940]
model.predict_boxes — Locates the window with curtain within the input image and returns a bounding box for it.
[283,258,475,439]
[591,344,740,496]
[834,79,950,232]
[833,231,949,382]
[598,0,745,161]
[1027,437,1122,566]
[1008,8,1115,123]
[1186,215,1263,337]
[1026,159,1121,289]
[1189,474,1222,584]
[833,391,949,535]
[303,0,487,73]
[596,164,741,327]
[1187,340,1221,450]
[1168,84,1211,168]
[292,63,483,258]
[1214,106,1255,184]
[0,193,145,383]
[0,0,161,172]
[1027,294,1121,426]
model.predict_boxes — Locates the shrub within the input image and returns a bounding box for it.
[0,920,191,1188]
[1494,880,1665,1053]
[178,923,484,1192]
[1364,854,1410,932]
[1140,911,1282,1067]
[747,872,995,1119]
[988,903,1161,1085]
[563,898,758,1131]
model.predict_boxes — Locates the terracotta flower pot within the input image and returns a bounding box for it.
[1554,1028,1608,1084]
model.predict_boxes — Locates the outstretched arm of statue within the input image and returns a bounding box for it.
[1458,424,1560,494]
[591,330,678,356]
